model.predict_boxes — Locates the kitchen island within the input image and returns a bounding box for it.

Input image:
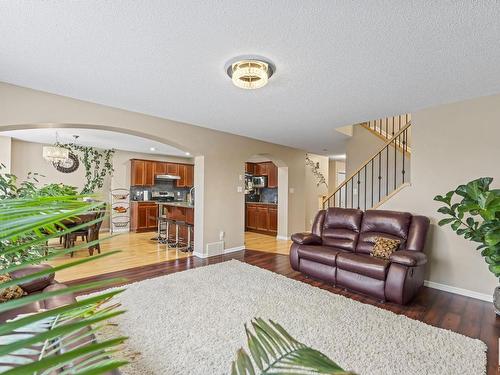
[130,201,194,232]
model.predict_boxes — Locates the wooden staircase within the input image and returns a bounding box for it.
[323,115,411,210]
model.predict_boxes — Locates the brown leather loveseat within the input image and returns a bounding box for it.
[290,208,430,304]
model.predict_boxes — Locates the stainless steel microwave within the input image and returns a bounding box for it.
[252,176,267,188]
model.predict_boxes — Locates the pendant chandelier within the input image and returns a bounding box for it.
[42,132,69,163]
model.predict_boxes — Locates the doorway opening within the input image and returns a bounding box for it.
[243,154,290,254]
[0,125,202,282]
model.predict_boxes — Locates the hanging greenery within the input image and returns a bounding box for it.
[59,143,115,194]
[305,154,328,188]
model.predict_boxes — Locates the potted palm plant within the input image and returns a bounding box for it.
[434,177,500,314]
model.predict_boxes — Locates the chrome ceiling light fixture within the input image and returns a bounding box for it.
[226,56,275,90]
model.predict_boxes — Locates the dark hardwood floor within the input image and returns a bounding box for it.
[68,250,500,375]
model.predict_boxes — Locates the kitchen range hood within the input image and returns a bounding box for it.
[156,174,181,180]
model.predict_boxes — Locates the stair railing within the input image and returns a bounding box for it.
[323,121,411,210]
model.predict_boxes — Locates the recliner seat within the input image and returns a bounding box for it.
[290,207,430,304]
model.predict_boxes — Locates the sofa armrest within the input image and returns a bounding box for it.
[389,250,427,267]
[291,233,322,245]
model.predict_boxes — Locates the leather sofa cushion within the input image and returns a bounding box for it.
[336,253,390,280]
[10,264,55,293]
[297,245,345,266]
[356,210,412,254]
[322,208,362,251]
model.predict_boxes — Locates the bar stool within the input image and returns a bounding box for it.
[186,222,194,252]
[156,215,168,244]
[165,218,178,248]
[172,220,189,252]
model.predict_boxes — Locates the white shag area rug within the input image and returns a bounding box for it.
[94,259,486,375]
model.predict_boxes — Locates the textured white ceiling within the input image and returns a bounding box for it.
[0,128,189,157]
[1,1,499,154]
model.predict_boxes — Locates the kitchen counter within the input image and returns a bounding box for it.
[156,201,194,208]
[245,202,277,206]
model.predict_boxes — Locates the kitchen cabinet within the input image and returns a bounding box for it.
[256,206,269,231]
[245,203,277,235]
[267,162,278,188]
[246,204,257,230]
[131,160,154,186]
[154,162,167,175]
[131,159,194,186]
[131,202,158,232]
[166,163,179,176]
[245,162,256,175]
[268,207,278,232]
[186,165,194,187]
[247,161,278,188]
[176,164,194,188]
[255,163,268,176]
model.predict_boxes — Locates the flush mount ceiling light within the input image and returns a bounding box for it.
[226,57,275,90]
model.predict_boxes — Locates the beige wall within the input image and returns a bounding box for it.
[0,82,307,254]
[328,159,345,194]
[381,94,500,297]
[0,136,12,173]
[305,154,329,228]
[10,139,110,200]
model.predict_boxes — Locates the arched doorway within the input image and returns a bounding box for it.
[0,123,205,278]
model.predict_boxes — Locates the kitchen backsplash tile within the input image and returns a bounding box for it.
[131,180,190,201]
[245,187,278,203]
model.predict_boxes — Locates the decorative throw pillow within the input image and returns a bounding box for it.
[0,274,26,303]
[371,237,401,259]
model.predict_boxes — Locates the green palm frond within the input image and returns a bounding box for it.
[0,195,127,374]
[231,318,354,375]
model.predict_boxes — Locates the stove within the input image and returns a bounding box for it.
[151,191,175,202]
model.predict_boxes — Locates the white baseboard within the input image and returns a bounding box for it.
[193,245,245,259]
[276,235,290,241]
[424,280,492,302]
[224,245,245,254]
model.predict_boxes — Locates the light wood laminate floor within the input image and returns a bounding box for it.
[49,231,289,282]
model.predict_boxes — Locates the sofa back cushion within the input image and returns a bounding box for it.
[321,208,363,251]
[356,210,412,254]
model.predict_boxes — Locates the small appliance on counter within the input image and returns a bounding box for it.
[151,191,175,202]
[143,190,150,201]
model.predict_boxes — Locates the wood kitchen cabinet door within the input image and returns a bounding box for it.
[146,205,158,229]
[255,163,268,176]
[166,163,179,176]
[267,162,278,188]
[245,162,256,175]
[154,162,167,176]
[246,205,257,229]
[268,207,278,232]
[144,161,155,186]
[256,206,269,231]
[136,205,148,230]
[131,160,145,186]
[186,165,194,187]
[176,165,187,187]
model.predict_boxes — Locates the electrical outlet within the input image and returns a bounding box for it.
[219,231,225,240]
[237,186,243,193]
